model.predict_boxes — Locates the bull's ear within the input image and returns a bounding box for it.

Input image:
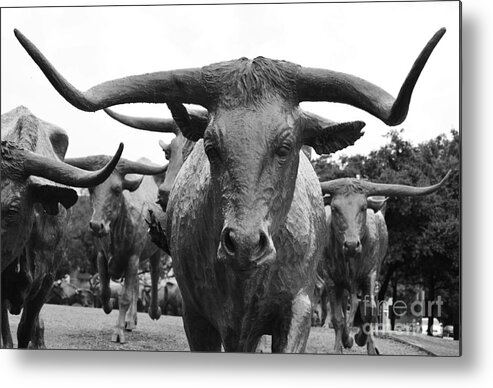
[300,111,365,155]
[122,176,144,192]
[323,195,332,206]
[367,196,388,213]
[167,103,205,141]
[29,181,78,215]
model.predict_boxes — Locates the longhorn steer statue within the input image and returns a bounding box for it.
[15,27,445,351]
[320,172,451,354]
[63,155,167,343]
[1,106,122,348]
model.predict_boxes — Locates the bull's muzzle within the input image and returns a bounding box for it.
[218,225,276,270]
[89,220,110,237]
[343,239,362,257]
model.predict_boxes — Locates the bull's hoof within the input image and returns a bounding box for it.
[102,300,113,314]
[332,344,343,354]
[28,341,46,350]
[148,306,162,321]
[125,320,136,331]
[343,335,354,349]
[367,344,380,355]
[111,329,126,344]
[355,331,368,347]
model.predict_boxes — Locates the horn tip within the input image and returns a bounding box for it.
[13,28,28,44]
[355,120,366,131]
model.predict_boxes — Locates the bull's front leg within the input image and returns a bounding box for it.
[148,252,162,320]
[182,300,222,352]
[17,274,52,349]
[327,285,346,354]
[1,299,13,348]
[30,316,45,349]
[355,274,380,355]
[97,251,113,314]
[111,254,138,343]
[125,272,139,331]
[321,286,330,327]
[272,290,312,353]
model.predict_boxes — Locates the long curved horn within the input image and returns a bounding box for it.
[119,160,168,176]
[320,178,353,196]
[297,28,446,126]
[14,29,209,110]
[104,108,180,133]
[362,170,452,197]
[23,143,124,187]
[104,107,209,136]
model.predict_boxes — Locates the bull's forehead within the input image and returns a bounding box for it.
[91,173,122,195]
[208,102,299,144]
[332,192,367,211]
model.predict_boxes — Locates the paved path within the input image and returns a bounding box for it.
[6,304,431,355]
[377,331,460,356]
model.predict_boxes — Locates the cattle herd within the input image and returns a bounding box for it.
[0,27,453,354]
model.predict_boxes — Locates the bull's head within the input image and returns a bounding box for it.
[62,156,168,237]
[1,115,123,262]
[14,27,445,268]
[321,171,451,257]
[103,107,207,211]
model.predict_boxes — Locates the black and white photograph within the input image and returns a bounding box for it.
[1,0,461,364]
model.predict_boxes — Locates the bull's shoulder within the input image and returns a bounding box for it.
[285,154,325,233]
[281,154,326,264]
[166,140,210,220]
[365,209,388,261]
[2,106,39,151]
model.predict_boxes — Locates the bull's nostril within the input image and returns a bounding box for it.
[257,231,268,255]
[222,228,236,255]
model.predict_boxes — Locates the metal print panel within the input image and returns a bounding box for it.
[0,1,460,356]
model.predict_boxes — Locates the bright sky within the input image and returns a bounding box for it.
[1,1,459,164]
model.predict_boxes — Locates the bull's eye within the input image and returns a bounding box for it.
[276,144,291,158]
[3,206,19,225]
[6,209,18,219]
[112,186,122,195]
[164,150,171,160]
[275,141,293,163]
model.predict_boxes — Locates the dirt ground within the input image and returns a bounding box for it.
[6,304,429,355]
